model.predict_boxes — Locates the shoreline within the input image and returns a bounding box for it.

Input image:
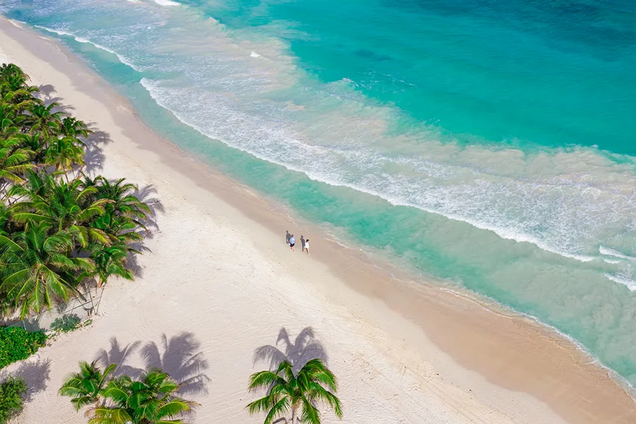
[1,16,636,423]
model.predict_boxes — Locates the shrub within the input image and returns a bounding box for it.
[0,327,47,370]
[51,314,81,333]
[0,376,27,423]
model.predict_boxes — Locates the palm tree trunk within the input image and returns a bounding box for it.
[291,405,296,424]
[86,283,95,317]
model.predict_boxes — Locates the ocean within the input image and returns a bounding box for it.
[2,0,636,387]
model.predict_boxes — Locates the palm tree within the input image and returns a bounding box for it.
[59,361,117,411]
[0,203,11,237]
[6,170,49,205]
[247,358,343,424]
[0,136,34,196]
[0,103,20,138]
[0,63,152,320]
[0,63,26,79]
[0,64,29,91]
[0,221,93,317]
[1,88,39,114]
[14,132,48,166]
[93,177,151,222]
[0,64,39,108]
[89,177,151,242]
[59,116,92,138]
[83,242,136,287]
[88,369,197,424]
[45,135,86,176]
[26,102,64,137]
[10,174,111,247]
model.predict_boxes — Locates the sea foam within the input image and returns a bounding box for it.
[138,80,630,268]
[605,274,636,291]
[152,0,180,6]
[600,246,636,261]
[34,25,142,72]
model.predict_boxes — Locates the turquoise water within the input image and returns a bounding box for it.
[2,0,636,386]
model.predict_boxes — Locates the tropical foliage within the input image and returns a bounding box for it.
[60,361,197,423]
[0,326,47,370]
[247,358,343,424]
[59,361,117,412]
[0,376,27,424]
[0,63,152,319]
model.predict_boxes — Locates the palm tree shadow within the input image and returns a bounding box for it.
[83,130,112,174]
[37,84,66,109]
[136,184,163,233]
[36,84,74,113]
[95,337,143,378]
[254,327,328,374]
[124,249,146,279]
[0,358,51,403]
[123,184,162,279]
[37,84,56,101]
[140,332,210,396]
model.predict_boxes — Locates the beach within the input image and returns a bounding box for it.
[1,16,635,424]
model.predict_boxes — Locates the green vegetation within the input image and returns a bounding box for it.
[59,361,116,411]
[0,63,152,319]
[247,358,343,424]
[0,327,47,370]
[60,361,197,423]
[0,376,27,423]
[50,314,82,333]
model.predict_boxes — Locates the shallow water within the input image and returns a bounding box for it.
[2,0,636,386]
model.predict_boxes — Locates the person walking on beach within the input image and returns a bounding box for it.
[289,234,296,251]
[304,238,310,255]
[300,235,306,253]
[286,230,292,246]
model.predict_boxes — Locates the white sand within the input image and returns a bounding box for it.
[1,18,634,424]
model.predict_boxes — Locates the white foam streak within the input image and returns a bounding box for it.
[605,274,636,291]
[152,0,180,6]
[138,74,636,265]
[600,246,636,261]
[34,25,142,72]
[603,258,622,264]
[7,19,24,28]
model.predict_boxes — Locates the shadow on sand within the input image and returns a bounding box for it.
[94,332,210,396]
[83,129,112,174]
[254,327,328,374]
[0,358,52,403]
[37,83,73,113]
[141,332,210,396]
[95,337,143,378]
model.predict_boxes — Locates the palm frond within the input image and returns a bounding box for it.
[248,370,286,391]
[263,396,291,424]
[300,396,322,424]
